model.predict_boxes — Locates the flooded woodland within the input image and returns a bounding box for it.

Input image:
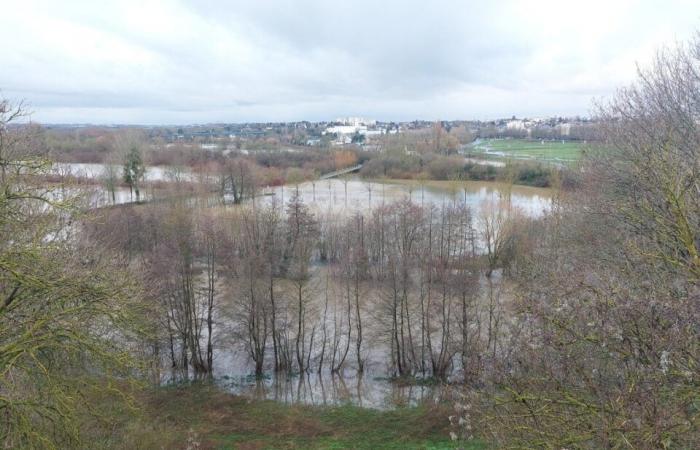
[71,164,553,409]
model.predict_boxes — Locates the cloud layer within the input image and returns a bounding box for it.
[2,0,699,123]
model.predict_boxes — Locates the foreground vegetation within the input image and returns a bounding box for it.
[85,383,483,450]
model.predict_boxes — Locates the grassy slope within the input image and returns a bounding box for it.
[86,383,486,450]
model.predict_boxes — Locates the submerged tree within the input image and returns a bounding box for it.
[123,145,145,202]
[285,191,319,373]
[219,158,256,204]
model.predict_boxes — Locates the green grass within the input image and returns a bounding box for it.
[470,138,585,163]
[84,382,486,449]
[214,404,481,449]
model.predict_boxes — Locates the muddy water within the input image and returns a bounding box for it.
[264,178,551,218]
[214,372,450,410]
[55,162,552,215]
[52,162,191,182]
[163,270,513,410]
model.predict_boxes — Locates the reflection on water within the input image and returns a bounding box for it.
[210,372,447,410]
[53,162,552,217]
[84,186,152,206]
[158,342,451,410]
[264,179,551,218]
[52,162,191,182]
[42,184,152,209]
[158,334,446,409]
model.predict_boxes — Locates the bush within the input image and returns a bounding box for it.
[426,155,464,179]
[514,164,551,187]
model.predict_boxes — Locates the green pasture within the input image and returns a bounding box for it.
[469,139,585,163]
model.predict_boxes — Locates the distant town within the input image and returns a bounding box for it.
[42,115,599,152]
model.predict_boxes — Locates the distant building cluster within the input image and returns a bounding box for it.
[322,117,398,145]
[47,114,598,156]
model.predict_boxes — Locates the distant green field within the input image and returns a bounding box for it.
[469,138,584,163]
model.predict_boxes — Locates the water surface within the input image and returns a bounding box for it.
[265,178,551,217]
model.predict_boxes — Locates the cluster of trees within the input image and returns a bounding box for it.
[43,126,116,163]
[368,122,471,156]
[360,149,562,188]
[88,144,365,208]
[86,184,526,383]
[46,119,566,193]
[45,123,362,183]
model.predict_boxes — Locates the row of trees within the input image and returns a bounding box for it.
[476,122,600,141]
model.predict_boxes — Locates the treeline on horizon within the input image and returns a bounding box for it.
[40,119,581,190]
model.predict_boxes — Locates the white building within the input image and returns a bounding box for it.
[335,117,376,126]
[323,117,386,144]
[506,120,525,131]
[557,123,571,136]
[324,125,364,135]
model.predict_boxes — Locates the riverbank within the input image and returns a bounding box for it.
[83,383,485,449]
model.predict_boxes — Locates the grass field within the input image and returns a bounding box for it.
[469,138,584,163]
[86,383,486,450]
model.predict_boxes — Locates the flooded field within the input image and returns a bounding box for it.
[55,161,552,216]
[50,162,197,207]
[52,162,193,182]
[265,178,551,217]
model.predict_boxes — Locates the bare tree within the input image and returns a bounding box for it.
[284,191,319,373]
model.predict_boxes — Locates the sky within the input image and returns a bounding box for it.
[2,0,699,124]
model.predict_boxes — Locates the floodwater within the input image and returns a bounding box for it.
[165,270,513,410]
[52,162,194,183]
[51,162,192,207]
[53,163,552,216]
[214,372,450,410]
[265,178,551,217]
[159,333,454,409]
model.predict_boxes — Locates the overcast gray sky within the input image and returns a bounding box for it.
[2,0,699,124]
